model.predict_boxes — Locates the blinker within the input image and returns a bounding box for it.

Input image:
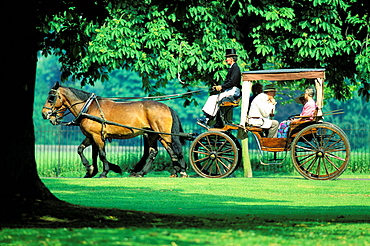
[48,94,57,104]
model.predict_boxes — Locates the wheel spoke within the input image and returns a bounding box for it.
[200,158,213,172]
[295,144,316,152]
[325,139,344,152]
[218,147,234,155]
[309,130,320,148]
[323,155,340,171]
[216,138,228,151]
[325,151,346,161]
[193,150,210,156]
[322,130,335,148]
[301,134,318,149]
[198,140,211,153]
[214,160,223,174]
[315,158,321,176]
[303,155,319,172]
[297,153,317,167]
[194,155,210,164]
[295,151,316,158]
[322,159,331,176]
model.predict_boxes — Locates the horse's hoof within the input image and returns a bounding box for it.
[99,174,108,178]
[180,172,189,178]
[109,164,122,174]
[169,174,178,178]
[83,173,93,178]
[180,174,189,178]
[129,173,143,178]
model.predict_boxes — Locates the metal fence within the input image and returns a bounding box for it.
[35,123,370,177]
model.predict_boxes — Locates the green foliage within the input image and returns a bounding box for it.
[81,2,249,92]
[236,0,370,100]
[38,0,370,102]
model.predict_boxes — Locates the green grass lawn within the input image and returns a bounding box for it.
[2,174,370,245]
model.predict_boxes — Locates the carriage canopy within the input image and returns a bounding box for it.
[240,68,325,126]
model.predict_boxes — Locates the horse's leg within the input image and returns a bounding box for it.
[177,155,188,177]
[78,137,97,178]
[160,139,188,177]
[135,135,158,177]
[129,135,150,177]
[93,137,122,178]
[90,143,99,177]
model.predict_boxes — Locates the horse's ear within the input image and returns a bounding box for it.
[52,81,60,89]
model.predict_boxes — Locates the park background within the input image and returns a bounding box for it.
[2,1,370,244]
[34,55,369,177]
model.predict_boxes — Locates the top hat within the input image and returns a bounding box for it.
[263,84,277,92]
[225,49,238,57]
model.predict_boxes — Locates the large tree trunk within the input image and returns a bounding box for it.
[2,1,57,216]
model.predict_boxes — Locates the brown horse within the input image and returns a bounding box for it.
[42,82,188,178]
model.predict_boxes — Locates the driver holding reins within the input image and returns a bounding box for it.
[198,48,242,127]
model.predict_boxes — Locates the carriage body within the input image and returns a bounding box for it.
[189,68,351,180]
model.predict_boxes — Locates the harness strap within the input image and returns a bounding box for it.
[67,93,96,125]
[93,95,111,141]
[80,113,195,140]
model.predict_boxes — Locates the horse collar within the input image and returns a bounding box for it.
[69,93,97,125]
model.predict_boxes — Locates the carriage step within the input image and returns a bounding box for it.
[209,124,239,131]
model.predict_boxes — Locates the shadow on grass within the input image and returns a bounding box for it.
[3,178,369,230]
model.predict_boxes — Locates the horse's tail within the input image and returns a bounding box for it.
[169,107,186,157]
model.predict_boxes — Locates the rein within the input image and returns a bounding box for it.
[105,90,201,101]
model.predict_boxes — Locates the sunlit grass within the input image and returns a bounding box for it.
[1,177,369,245]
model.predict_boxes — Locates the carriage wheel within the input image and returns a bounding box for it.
[189,131,241,178]
[290,123,350,180]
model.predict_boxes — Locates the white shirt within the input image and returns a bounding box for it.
[247,93,276,128]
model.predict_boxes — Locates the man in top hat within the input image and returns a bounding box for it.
[198,48,241,126]
[248,84,279,138]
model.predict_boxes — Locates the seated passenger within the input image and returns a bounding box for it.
[248,84,279,138]
[277,87,317,138]
[292,86,317,123]
[248,83,263,113]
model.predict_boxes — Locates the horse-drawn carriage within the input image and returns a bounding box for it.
[42,68,350,180]
[189,68,350,180]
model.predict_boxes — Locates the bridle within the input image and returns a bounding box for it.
[43,88,96,125]
[43,89,67,123]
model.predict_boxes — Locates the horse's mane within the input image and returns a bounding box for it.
[65,87,103,101]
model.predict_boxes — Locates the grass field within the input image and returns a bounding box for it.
[1,174,370,245]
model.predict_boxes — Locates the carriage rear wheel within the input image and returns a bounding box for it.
[189,131,241,178]
[290,123,350,180]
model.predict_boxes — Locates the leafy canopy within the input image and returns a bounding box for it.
[39,0,370,101]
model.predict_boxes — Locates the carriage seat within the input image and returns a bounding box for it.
[219,96,241,107]
[292,107,319,122]
[290,107,319,127]
[289,107,319,137]
[246,126,263,132]
[214,96,241,127]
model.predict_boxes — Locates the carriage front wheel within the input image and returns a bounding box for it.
[189,131,241,178]
[290,123,350,180]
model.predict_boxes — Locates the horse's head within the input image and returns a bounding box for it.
[42,82,67,125]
